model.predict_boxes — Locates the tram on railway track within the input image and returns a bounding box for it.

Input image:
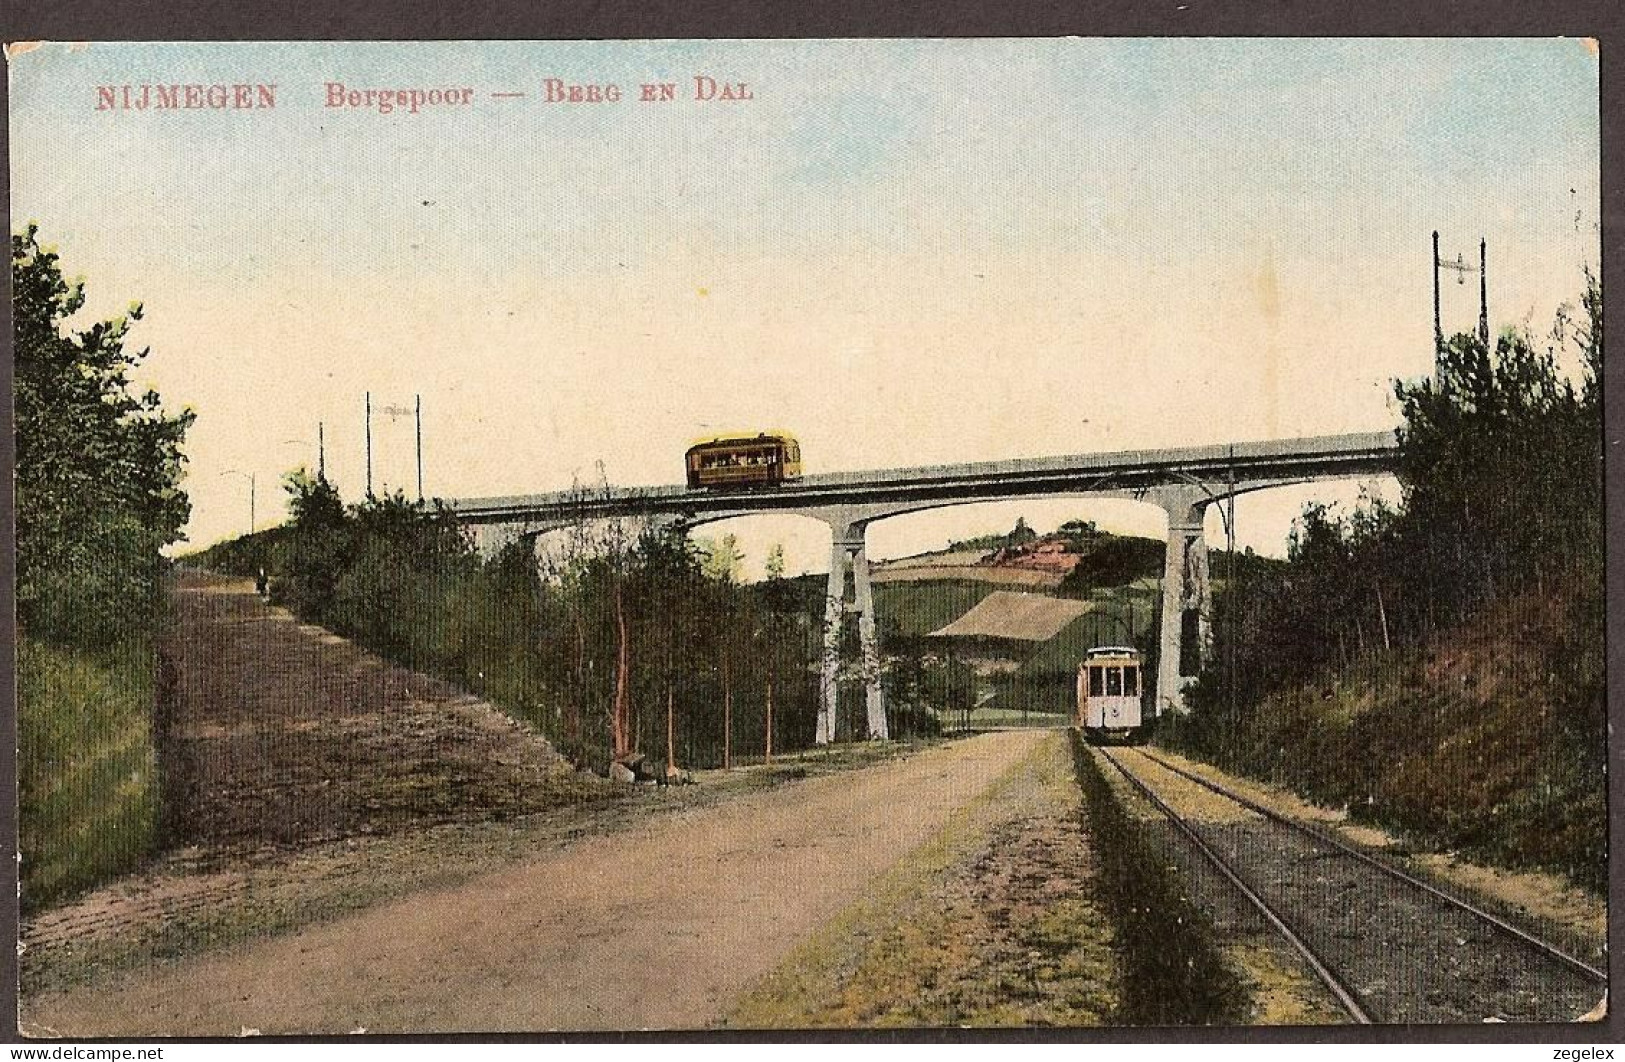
[684,432,803,489]
[1077,646,1149,743]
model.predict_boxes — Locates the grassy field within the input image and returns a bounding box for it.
[871,576,1159,717]
[874,579,1000,637]
[18,638,161,911]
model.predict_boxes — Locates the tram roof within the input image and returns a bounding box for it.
[686,431,798,450]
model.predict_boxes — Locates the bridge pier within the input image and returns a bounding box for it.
[1146,486,1214,715]
[450,434,1400,735]
[816,515,889,745]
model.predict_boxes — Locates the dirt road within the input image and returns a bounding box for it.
[25,728,1049,1035]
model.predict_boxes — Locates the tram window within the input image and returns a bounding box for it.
[1088,667,1104,697]
[1124,667,1138,697]
[1106,668,1123,696]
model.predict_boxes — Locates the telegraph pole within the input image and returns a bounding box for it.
[1433,231,1478,378]
[1478,237,1489,347]
[365,391,373,498]
[318,421,326,480]
[415,393,423,502]
[1432,230,1443,363]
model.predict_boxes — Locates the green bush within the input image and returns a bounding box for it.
[232,483,834,773]
[1174,279,1605,892]
[187,526,288,579]
[14,228,193,909]
[18,638,160,911]
[1169,581,1606,892]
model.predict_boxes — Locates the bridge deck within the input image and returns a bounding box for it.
[446,430,1399,525]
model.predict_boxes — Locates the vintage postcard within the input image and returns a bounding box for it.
[8,38,1608,1037]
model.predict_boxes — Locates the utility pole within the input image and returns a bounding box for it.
[1433,230,1443,366]
[1478,237,1489,348]
[365,391,373,498]
[318,421,326,480]
[1433,231,1479,377]
[1226,451,1237,722]
[415,393,423,502]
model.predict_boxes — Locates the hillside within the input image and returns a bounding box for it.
[1165,579,1606,893]
[870,530,1167,717]
[876,525,1168,593]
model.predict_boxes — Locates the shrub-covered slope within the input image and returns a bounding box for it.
[1166,579,1605,892]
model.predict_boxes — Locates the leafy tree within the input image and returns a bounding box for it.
[627,523,706,772]
[14,227,195,905]
[1174,278,1605,888]
[759,544,790,760]
[274,468,349,619]
[698,532,745,583]
[13,225,195,645]
[1058,534,1163,597]
[924,652,978,729]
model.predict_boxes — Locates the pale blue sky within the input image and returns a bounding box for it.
[9,39,1600,569]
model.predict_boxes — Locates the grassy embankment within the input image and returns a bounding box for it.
[727,733,1120,1027]
[1067,732,1248,1025]
[18,639,162,911]
[1165,581,1606,893]
[728,732,1249,1028]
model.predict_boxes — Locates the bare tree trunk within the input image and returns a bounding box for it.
[666,680,675,774]
[764,671,774,764]
[612,581,630,760]
[569,615,585,745]
[1376,584,1391,651]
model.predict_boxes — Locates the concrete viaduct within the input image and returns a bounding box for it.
[445,431,1399,744]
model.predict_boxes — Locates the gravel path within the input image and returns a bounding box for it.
[24,730,1048,1036]
[1109,748,1604,1024]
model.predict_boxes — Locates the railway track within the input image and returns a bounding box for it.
[1097,745,1607,1025]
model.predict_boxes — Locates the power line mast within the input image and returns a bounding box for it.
[377,397,424,502]
[365,392,373,498]
[1433,230,1443,359]
[1432,231,1484,378]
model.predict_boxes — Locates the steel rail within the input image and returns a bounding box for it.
[1095,746,1374,1024]
[1134,748,1608,985]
